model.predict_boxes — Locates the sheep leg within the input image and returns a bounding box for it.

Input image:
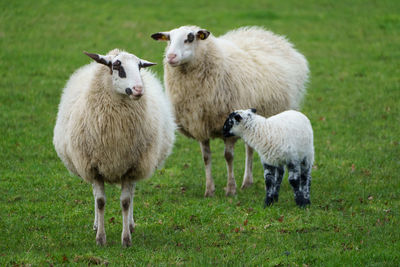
[241,144,254,189]
[200,140,215,197]
[92,186,98,232]
[224,138,237,196]
[299,160,312,206]
[92,179,106,246]
[128,192,135,234]
[120,179,135,247]
[273,166,285,202]
[263,163,278,207]
[288,162,306,207]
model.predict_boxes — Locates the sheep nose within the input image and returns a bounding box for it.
[133,86,143,96]
[167,53,177,60]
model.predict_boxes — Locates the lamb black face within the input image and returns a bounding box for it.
[223,112,238,137]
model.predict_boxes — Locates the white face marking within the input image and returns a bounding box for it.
[110,52,144,99]
[165,27,198,66]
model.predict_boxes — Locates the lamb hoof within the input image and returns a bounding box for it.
[96,233,106,246]
[295,195,311,208]
[264,197,275,208]
[240,181,253,189]
[122,235,132,247]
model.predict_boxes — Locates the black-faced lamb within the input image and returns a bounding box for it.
[53,49,176,247]
[223,109,314,207]
[151,25,309,197]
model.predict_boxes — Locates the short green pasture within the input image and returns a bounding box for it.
[0,0,399,265]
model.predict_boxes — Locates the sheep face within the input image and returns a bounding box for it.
[84,51,156,100]
[151,26,210,67]
[223,108,257,137]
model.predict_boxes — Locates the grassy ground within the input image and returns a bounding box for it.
[1,0,399,265]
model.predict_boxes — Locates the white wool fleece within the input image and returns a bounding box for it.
[229,110,314,167]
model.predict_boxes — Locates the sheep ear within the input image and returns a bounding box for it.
[151,32,170,41]
[139,59,157,68]
[196,30,210,40]
[250,108,257,113]
[84,52,112,68]
[234,114,242,122]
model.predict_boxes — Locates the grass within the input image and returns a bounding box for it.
[0,0,399,265]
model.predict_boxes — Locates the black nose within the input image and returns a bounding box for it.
[125,88,133,95]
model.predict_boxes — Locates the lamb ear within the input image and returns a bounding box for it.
[84,51,112,68]
[234,114,243,122]
[250,108,257,113]
[151,32,170,41]
[196,30,210,40]
[139,59,157,68]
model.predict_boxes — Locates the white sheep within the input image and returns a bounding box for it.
[151,25,309,197]
[223,109,314,207]
[53,49,176,247]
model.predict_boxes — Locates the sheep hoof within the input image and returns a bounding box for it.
[224,187,236,196]
[204,189,215,197]
[225,183,236,196]
[240,181,253,189]
[122,235,132,247]
[96,233,106,246]
[129,223,135,234]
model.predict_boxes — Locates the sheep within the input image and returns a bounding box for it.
[151,25,309,197]
[53,49,176,247]
[223,108,314,207]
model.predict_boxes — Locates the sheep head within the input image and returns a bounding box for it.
[151,26,210,67]
[84,50,156,100]
[223,109,256,137]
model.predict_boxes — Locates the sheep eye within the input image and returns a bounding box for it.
[185,33,195,43]
[112,60,121,69]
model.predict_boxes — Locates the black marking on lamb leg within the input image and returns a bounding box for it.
[299,160,312,207]
[288,162,306,207]
[263,164,277,207]
[273,166,285,202]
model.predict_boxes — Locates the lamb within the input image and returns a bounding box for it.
[53,49,176,247]
[223,108,314,207]
[151,25,309,197]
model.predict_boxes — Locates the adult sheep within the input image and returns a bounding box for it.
[151,25,309,197]
[53,49,176,247]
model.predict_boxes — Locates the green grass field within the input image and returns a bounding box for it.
[1,0,399,265]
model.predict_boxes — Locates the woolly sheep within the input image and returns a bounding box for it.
[151,25,309,197]
[223,109,314,207]
[53,49,176,247]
